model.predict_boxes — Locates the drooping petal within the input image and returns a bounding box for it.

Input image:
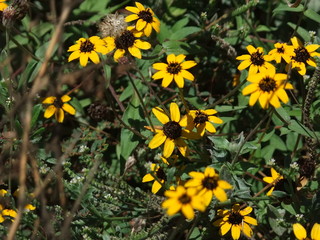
[88,51,100,64]
[55,108,64,123]
[162,73,174,87]
[242,222,253,237]
[148,132,166,149]
[174,74,185,88]
[180,69,194,81]
[79,54,89,67]
[144,23,153,37]
[128,46,142,59]
[136,18,147,31]
[163,138,175,158]
[220,222,232,236]
[62,104,76,115]
[44,105,56,119]
[181,204,195,219]
[205,121,216,133]
[248,91,260,106]
[231,225,241,240]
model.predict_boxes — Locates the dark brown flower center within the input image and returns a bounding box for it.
[156,167,166,181]
[115,30,135,50]
[194,111,208,126]
[228,212,243,225]
[250,51,265,66]
[179,193,191,204]
[53,98,63,108]
[292,47,310,63]
[80,39,95,53]
[167,62,182,74]
[138,9,153,23]
[277,47,284,53]
[163,121,182,139]
[259,77,277,92]
[202,176,218,190]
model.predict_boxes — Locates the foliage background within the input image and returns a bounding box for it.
[0,0,320,239]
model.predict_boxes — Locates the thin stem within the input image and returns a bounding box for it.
[127,71,155,132]
[178,88,189,112]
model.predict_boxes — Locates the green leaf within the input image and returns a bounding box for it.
[270,134,287,151]
[288,119,315,138]
[304,9,320,24]
[162,40,192,55]
[31,104,42,129]
[169,27,201,40]
[214,105,247,112]
[281,202,297,215]
[273,3,304,15]
[275,107,291,122]
[172,18,189,32]
[287,22,310,42]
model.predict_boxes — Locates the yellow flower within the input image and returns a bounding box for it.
[0,0,7,11]
[293,223,320,240]
[184,167,232,206]
[242,67,294,109]
[268,42,294,64]
[0,204,17,223]
[0,189,7,197]
[152,54,197,88]
[68,36,109,67]
[142,163,165,194]
[236,45,275,75]
[162,185,206,220]
[290,37,320,75]
[263,168,284,196]
[42,95,76,123]
[186,109,223,136]
[125,2,160,37]
[146,102,198,158]
[103,29,151,62]
[213,204,258,240]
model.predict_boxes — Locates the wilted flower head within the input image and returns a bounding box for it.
[98,13,128,38]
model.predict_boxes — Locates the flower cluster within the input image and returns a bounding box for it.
[237,37,320,109]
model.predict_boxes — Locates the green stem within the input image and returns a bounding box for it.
[178,88,189,112]
[127,71,155,132]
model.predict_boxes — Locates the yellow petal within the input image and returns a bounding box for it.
[231,225,241,240]
[167,54,176,63]
[244,216,258,225]
[134,39,151,50]
[151,180,163,194]
[181,204,195,219]
[61,95,71,102]
[180,69,194,81]
[205,121,216,133]
[153,62,168,70]
[152,70,166,80]
[242,222,253,237]
[55,108,64,123]
[42,96,56,104]
[249,91,260,106]
[135,2,145,11]
[144,23,153,37]
[220,222,232,236]
[62,104,76,115]
[311,223,320,240]
[180,60,197,69]
[293,223,307,240]
[125,14,139,22]
[162,73,174,87]
[44,105,56,119]
[163,138,175,158]
[242,83,258,95]
[239,206,252,216]
[174,74,185,88]
[88,51,100,64]
[68,51,81,62]
[79,54,89,67]
[152,107,169,124]
[148,132,166,149]
[128,46,142,59]
[170,102,180,122]
[114,49,125,62]
[237,60,251,71]
[136,18,147,31]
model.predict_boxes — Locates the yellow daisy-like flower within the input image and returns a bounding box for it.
[68,36,109,67]
[125,2,160,37]
[290,37,320,75]
[146,102,198,158]
[0,0,7,11]
[242,67,294,109]
[103,29,151,62]
[0,189,7,197]
[152,54,197,88]
[184,167,232,206]
[0,204,17,223]
[186,109,223,136]
[236,45,275,75]
[213,204,258,240]
[142,163,166,194]
[162,185,206,220]
[268,42,294,64]
[42,95,76,123]
[293,223,320,240]
[262,168,284,196]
